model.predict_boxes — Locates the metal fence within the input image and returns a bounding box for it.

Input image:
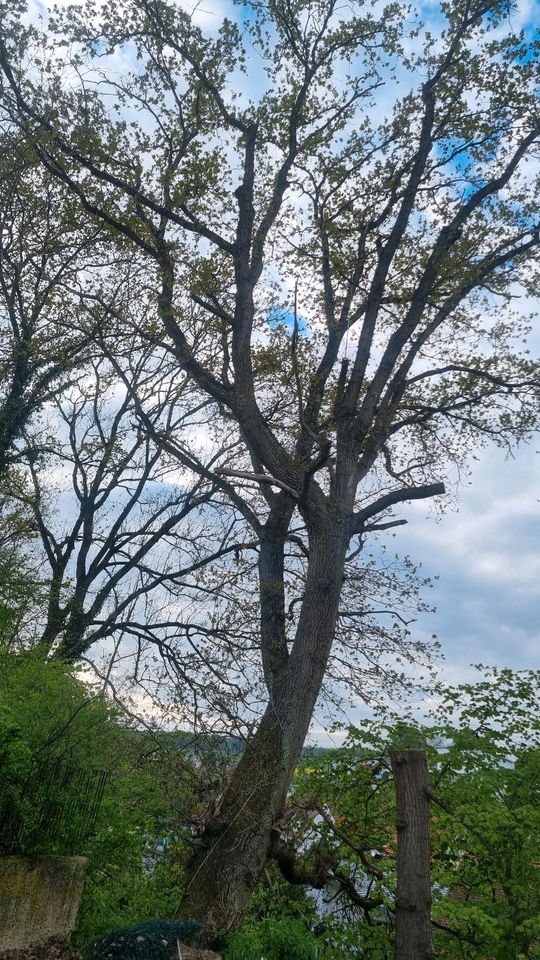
[0,757,108,855]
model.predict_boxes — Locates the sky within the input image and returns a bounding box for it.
[309,438,539,747]
[23,0,540,742]
[402,443,539,683]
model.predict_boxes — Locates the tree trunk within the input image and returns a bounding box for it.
[390,750,435,960]
[177,705,292,938]
[178,522,348,941]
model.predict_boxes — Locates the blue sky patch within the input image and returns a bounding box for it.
[266,306,308,333]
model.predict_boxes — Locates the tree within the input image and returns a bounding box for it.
[275,668,540,958]
[0,130,109,480]
[0,545,43,646]
[20,350,231,661]
[19,343,266,729]
[0,0,539,936]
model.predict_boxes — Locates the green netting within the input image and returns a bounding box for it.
[87,919,202,960]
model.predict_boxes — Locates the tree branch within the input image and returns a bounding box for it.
[214,467,299,498]
[351,482,445,534]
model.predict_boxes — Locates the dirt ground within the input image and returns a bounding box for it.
[0,943,221,960]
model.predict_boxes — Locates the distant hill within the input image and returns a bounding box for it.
[154,729,330,761]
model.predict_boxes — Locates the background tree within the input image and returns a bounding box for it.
[0,132,107,479]
[280,668,540,958]
[0,0,539,936]
[20,342,263,727]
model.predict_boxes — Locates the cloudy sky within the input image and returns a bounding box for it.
[307,436,539,746]
[401,441,539,680]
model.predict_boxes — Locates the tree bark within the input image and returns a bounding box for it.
[177,705,292,938]
[390,749,435,960]
[178,521,349,940]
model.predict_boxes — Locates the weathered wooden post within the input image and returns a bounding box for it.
[390,749,435,960]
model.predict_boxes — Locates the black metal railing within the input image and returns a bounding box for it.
[0,757,108,855]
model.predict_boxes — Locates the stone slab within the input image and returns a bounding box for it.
[0,856,87,951]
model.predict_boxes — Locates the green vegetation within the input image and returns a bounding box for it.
[0,640,193,943]
[284,669,540,958]
[1,647,540,955]
[224,918,323,960]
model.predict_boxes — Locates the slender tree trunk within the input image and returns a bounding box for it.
[178,521,348,940]
[390,750,435,960]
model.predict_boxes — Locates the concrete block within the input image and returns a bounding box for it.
[0,856,87,951]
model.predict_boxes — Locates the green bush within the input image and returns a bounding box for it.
[224,918,323,960]
[0,645,194,943]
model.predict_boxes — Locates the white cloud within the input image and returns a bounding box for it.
[390,441,540,682]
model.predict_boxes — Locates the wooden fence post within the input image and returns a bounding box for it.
[390,749,435,960]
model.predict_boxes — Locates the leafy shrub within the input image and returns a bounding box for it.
[224,918,322,960]
[0,645,194,943]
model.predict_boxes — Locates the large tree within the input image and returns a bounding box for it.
[1,0,539,937]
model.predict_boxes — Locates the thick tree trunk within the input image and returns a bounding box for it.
[178,522,348,940]
[177,706,292,938]
[390,750,435,960]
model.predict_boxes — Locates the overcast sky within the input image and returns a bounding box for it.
[405,443,538,676]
